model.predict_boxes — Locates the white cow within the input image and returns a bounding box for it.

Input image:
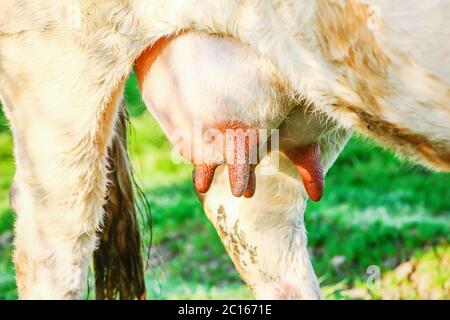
[0,0,449,299]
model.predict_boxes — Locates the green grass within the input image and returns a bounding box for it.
[0,76,448,299]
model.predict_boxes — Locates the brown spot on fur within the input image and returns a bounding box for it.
[316,0,392,114]
[233,220,257,264]
[216,206,244,275]
[215,206,258,288]
[342,103,450,170]
[316,3,450,170]
[316,0,390,75]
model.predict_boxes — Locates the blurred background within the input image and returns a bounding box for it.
[0,74,448,300]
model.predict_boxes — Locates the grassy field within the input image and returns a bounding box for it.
[0,75,449,300]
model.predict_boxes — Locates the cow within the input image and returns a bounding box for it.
[0,0,448,299]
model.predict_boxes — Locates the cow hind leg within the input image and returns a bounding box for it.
[199,152,323,300]
[5,81,125,299]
